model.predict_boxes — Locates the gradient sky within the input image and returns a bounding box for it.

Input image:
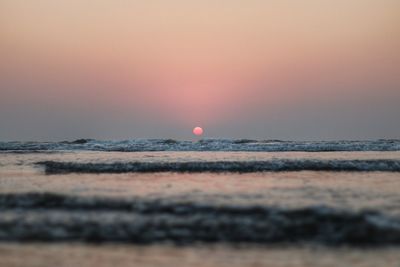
[1,0,399,140]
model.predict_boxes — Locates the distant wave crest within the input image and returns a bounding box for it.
[1,139,400,152]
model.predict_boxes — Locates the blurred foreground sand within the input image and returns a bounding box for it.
[1,243,400,267]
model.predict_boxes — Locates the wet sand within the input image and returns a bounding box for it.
[1,171,400,216]
[1,151,400,266]
[1,243,400,267]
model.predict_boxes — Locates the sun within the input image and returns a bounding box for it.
[193,126,203,136]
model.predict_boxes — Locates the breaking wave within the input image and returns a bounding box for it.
[0,193,400,245]
[1,139,400,152]
[37,159,400,173]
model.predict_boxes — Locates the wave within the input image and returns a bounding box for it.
[0,193,399,245]
[37,159,400,173]
[1,139,400,152]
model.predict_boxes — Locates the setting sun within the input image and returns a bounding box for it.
[193,127,203,136]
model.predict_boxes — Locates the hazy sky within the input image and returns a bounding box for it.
[1,0,399,140]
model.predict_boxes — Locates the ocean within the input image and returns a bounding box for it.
[1,139,400,266]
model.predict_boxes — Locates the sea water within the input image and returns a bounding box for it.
[1,139,400,266]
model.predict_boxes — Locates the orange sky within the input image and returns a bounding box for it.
[1,0,399,140]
